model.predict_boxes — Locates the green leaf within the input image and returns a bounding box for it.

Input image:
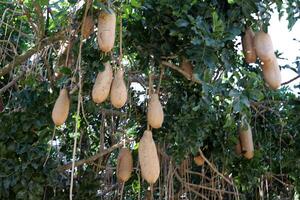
[175,19,189,28]
[59,67,72,76]
[212,11,225,36]
[131,0,141,8]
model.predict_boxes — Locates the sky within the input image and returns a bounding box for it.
[269,11,300,94]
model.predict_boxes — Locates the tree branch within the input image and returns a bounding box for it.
[281,75,300,85]
[0,71,25,94]
[0,31,65,77]
[161,60,202,84]
[57,142,123,172]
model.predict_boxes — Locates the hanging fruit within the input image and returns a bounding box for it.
[254,30,274,62]
[138,130,160,184]
[117,148,133,183]
[262,54,281,90]
[235,141,242,155]
[92,62,113,104]
[52,88,70,126]
[110,69,127,108]
[239,118,254,159]
[242,27,257,63]
[81,15,94,39]
[147,93,164,129]
[97,10,116,52]
[193,155,205,166]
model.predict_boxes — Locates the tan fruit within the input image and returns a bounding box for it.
[110,69,127,108]
[52,89,70,126]
[235,141,242,155]
[254,30,274,62]
[194,155,205,166]
[81,15,94,39]
[242,27,257,63]
[147,93,164,129]
[117,148,133,182]
[97,10,116,52]
[92,62,113,103]
[138,130,160,184]
[180,58,193,79]
[262,54,281,90]
[239,124,254,159]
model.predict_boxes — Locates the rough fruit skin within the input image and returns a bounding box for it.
[92,62,113,104]
[117,148,133,182]
[52,89,70,126]
[81,15,94,39]
[262,55,281,90]
[138,130,160,184]
[239,125,254,159]
[254,30,274,62]
[97,10,116,52]
[242,27,257,63]
[194,155,205,166]
[235,141,242,155]
[180,58,193,79]
[147,93,164,129]
[110,69,127,108]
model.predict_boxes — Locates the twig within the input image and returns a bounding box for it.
[156,64,164,94]
[161,61,202,84]
[0,40,18,55]
[0,31,65,77]
[119,12,123,68]
[57,142,123,172]
[174,171,209,200]
[69,2,91,199]
[281,75,300,85]
[43,127,56,167]
[0,20,31,38]
[198,149,234,187]
[0,71,25,94]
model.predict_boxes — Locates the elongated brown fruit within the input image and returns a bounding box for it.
[147,93,164,129]
[110,69,127,108]
[194,155,205,166]
[262,54,281,90]
[180,58,193,79]
[239,124,254,159]
[52,89,70,126]
[242,27,257,63]
[138,130,160,184]
[117,148,133,182]
[235,141,242,155]
[254,30,274,62]
[81,15,94,39]
[92,62,113,104]
[97,10,116,52]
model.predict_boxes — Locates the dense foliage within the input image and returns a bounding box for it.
[0,0,300,199]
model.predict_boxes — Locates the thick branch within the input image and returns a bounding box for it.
[0,31,65,77]
[57,143,122,172]
[161,61,202,84]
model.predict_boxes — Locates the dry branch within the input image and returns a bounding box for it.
[57,142,123,172]
[0,31,65,77]
[281,75,300,85]
[198,149,234,187]
[161,60,202,84]
[0,71,25,94]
